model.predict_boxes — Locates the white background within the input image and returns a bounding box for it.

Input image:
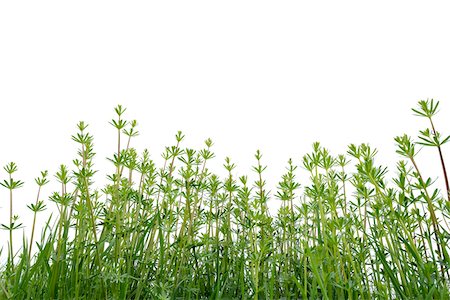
[1,1,450,251]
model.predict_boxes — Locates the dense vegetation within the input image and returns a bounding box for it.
[1,100,450,299]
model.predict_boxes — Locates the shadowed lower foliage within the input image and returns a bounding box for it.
[1,100,450,299]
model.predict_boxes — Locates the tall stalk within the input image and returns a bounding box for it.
[1,162,24,273]
[412,99,450,201]
[27,170,49,259]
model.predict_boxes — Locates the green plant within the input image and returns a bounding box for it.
[1,162,24,274]
[1,100,450,299]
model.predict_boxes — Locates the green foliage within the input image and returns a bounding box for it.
[1,102,450,299]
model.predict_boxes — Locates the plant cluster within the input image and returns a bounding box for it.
[1,100,450,299]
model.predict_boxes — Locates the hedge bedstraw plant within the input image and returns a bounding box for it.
[1,99,450,299]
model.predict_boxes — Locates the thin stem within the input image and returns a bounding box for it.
[429,118,450,201]
[28,185,42,259]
